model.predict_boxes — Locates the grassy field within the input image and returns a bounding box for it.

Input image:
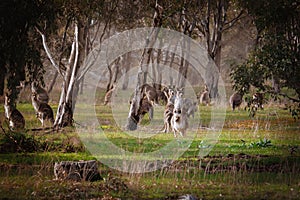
[0,99,300,199]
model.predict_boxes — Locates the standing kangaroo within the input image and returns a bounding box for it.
[198,84,210,106]
[171,91,189,137]
[32,92,54,127]
[162,88,176,133]
[31,81,49,103]
[229,92,243,111]
[4,93,25,131]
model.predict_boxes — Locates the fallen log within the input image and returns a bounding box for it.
[54,160,102,182]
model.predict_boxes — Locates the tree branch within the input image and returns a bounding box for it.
[35,27,62,76]
[66,22,79,102]
[223,10,245,32]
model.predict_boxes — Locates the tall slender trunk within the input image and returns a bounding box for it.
[202,0,228,99]
[54,20,86,128]
[126,2,163,130]
[122,52,131,90]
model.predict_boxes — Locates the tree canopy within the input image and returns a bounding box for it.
[231,0,300,116]
[1,0,299,124]
[0,0,55,101]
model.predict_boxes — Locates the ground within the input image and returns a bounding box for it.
[0,99,300,199]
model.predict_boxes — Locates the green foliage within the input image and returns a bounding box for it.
[249,138,272,148]
[289,102,300,120]
[0,0,56,99]
[231,0,300,118]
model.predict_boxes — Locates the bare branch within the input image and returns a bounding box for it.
[66,22,79,101]
[223,10,245,32]
[77,19,110,82]
[36,27,61,75]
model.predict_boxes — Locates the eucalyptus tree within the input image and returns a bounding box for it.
[231,0,300,117]
[126,1,164,130]
[160,0,246,98]
[36,0,118,128]
[194,0,245,98]
[0,0,54,106]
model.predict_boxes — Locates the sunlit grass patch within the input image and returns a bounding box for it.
[0,101,299,199]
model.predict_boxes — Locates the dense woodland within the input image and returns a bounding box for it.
[0,1,300,199]
[0,0,299,127]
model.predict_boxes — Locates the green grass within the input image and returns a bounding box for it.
[0,101,300,199]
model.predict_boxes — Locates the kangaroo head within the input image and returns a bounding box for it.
[32,92,38,100]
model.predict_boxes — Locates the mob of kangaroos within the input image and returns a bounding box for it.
[3,81,54,131]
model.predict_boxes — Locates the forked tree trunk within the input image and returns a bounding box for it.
[54,22,83,128]
[38,9,112,129]
[39,20,85,128]
[197,0,235,99]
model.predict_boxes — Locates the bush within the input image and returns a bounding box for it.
[0,129,40,153]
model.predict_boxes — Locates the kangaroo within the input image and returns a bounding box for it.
[140,83,168,106]
[162,88,176,133]
[4,93,25,130]
[229,92,243,111]
[31,81,49,104]
[174,87,197,118]
[141,83,160,106]
[171,92,188,137]
[32,92,54,127]
[183,98,198,118]
[129,96,154,123]
[252,92,264,110]
[198,84,210,106]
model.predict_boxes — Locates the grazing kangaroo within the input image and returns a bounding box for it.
[171,92,188,137]
[229,92,243,111]
[31,81,49,103]
[4,93,25,130]
[31,92,54,127]
[129,96,154,123]
[140,83,168,106]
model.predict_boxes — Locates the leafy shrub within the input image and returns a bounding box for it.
[249,138,272,148]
